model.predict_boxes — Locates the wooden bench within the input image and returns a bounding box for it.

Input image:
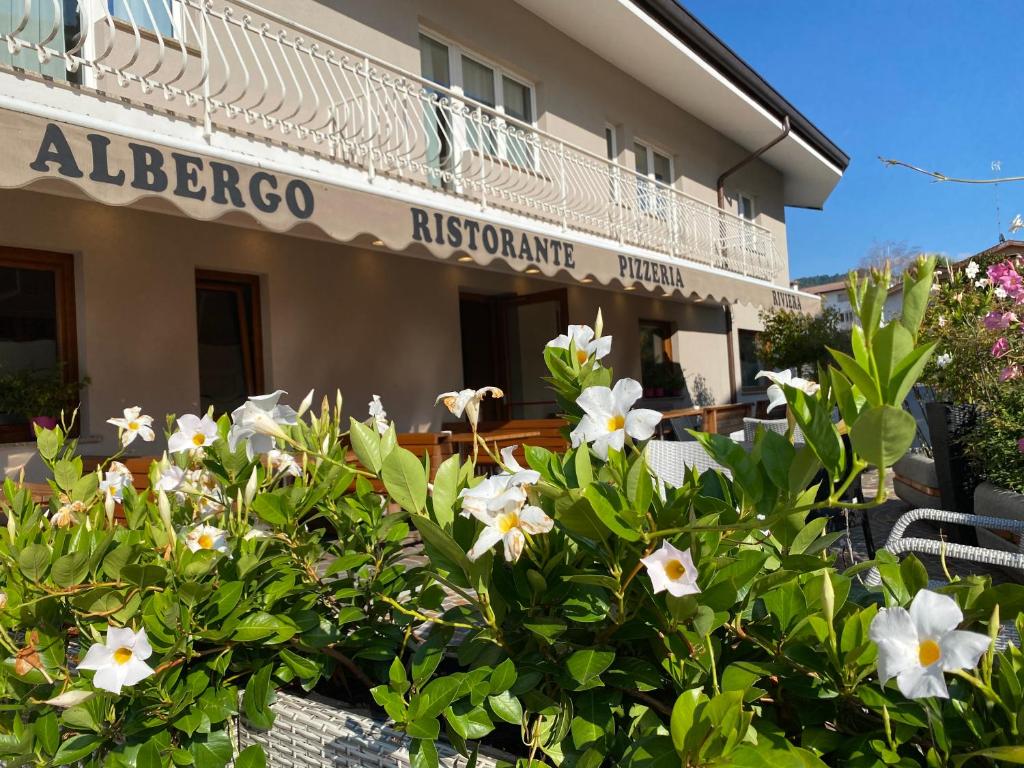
[702,403,753,437]
[444,419,569,467]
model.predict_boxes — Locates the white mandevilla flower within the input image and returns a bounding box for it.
[756,369,821,414]
[106,407,155,447]
[869,589,990,699]
[368,394,388,435]
[1011,214,1024,234]
[499,444,541,488]
[77,627,155,695]
[546,324,612,365]
[185,524,229,553]
[995,286,1009,300]
[51,500,86,529]
[266,449,301,478]
[155,464,185,494]
[975,278,989,289]
[641,541,700,597]
[965,261,980,280]
[937,315,946,328]
[464,485,553,562]
[570,378,661,460]
[228,391,298,458]
[99,469,131,503]
[435,387,504,431]
[936,352,952,368]
[167,414,219,454]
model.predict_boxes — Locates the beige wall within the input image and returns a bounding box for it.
[0,189,741,478]
[255,0,789,282]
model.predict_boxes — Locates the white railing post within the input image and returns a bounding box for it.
[362,56,374,181]
[476,105,487,211]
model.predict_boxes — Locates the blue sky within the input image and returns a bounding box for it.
[683,0,1024,278]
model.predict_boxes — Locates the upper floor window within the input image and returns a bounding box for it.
[418,33,536,166]
[109,1,175,39]
[634,141,673,217]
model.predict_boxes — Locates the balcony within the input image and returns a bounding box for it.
[0,0,780,282]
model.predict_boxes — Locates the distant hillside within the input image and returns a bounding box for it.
[794,272,848,288]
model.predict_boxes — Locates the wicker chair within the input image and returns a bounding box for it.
[864,508,1024,649]
[646,440,730,488]
[742,417,805,445]
[238,690,507,767]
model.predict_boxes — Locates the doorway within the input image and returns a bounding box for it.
[458,289,567,420]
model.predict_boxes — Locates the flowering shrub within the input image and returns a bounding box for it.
[3,256,1024,767]
[921,255,1024,491]
[0,393,440,766]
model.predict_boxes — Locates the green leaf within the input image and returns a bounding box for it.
[18,544,50,582]
[565,649,614,687]
[789,518,828,555]
[829,348,881,406]
[189,729,233,768]
[243,664,275,730]
[53,734,102,765]
[899,255,935,340]
[35,711,59,756]
[52,459,81,492]
[409,738,439,768]
[573,446,594,489]
[406,716,440,740]
[444,704,493,739]
[887,340,937,406]
[487,690,523,724]
[36,428,59,461]
[670,688,703,754]
[251,494,289,527]
[691,431,763,504]
[409,675,462,721]
[489,658,517,694]
[412,627,453,687]
[626,456,654,515]
[849,405,917,469]
[757,429,796,492]
[349,418,384,474]
[430,454,461,530]
[232,612,297,643]
[410,515,471,578]
[871,322,913,395]
[234,745,267,768]
[952,746,1024,767]
[583,485,641,541]
[51,550,93,587]
[382,447,428,514]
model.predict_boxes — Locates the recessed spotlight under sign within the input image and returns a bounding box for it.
[458,255,474,262]
[525,267,541,274]
[371,239,385,246]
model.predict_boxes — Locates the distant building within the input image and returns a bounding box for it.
[804,280,856,328]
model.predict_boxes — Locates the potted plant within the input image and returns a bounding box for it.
[16,366,89,431]
[661,360,685,398]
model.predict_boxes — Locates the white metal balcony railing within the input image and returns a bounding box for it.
[1,0,781,281]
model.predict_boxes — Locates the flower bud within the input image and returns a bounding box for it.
[297,388,315,418]
[0,592,8,611]
[104,491,116,528]
[594,307,604,339]
[244,468,259,506]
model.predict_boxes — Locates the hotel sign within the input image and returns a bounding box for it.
[5,111,815,312]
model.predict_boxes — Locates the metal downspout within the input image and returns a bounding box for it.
[716,115,791,403]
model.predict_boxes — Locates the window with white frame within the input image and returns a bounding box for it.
[418,32,537,168]
[109,1,176,38]
[634,141,673,217]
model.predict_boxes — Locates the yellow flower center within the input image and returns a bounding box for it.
[606,414,625,432]
[192,433,206,447]
[128,422,139,431]
[665,559,687,580]
[497,512,521,535]
[918,639,941,667]
[197,533,214,549]
[113,647,133,665]
[576,349,588,364]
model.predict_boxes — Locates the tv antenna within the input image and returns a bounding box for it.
[993,160,1003,238]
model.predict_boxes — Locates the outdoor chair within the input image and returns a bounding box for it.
[864,508,1024,649]
[743,417,805,444]
[646,439,730,488]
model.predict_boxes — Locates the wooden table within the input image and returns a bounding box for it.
[447,430,543,445]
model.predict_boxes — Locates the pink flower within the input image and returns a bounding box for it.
[1018,437,1024,455]
[992,337,1011,358]
[1000,365,1021,382]
[988,260,1024,301]
[983,311,1018,331]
